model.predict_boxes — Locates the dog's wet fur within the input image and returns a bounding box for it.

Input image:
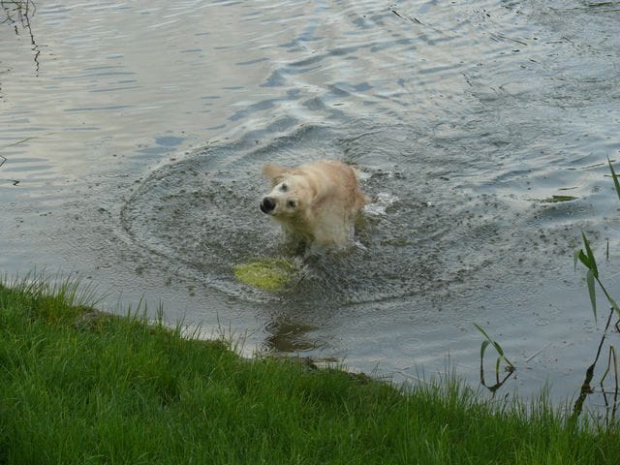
[260,160,368,249]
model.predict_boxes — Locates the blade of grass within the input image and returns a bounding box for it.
[473,323,491,341]
[0,137,34,152]
[587,269,598,322]
[609,158,620,203]
[581,232,599,278]
[480,340,490,362]
[473,324,515,369]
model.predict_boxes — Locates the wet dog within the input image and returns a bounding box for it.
[260,160,368,248]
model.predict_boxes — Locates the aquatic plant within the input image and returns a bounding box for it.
[575,159,620,322]
[473,323,515,394]
[574,159,620,323]
[1,0,36,25]
[572,158,620,422]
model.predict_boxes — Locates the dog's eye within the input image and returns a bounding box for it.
[287,200,296,209]
[280,183,288,192]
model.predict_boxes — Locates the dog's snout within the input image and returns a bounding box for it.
[260,197,276,214]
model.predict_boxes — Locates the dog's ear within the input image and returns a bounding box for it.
[263,164,289,184]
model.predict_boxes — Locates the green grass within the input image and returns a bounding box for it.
[0,279,619,464]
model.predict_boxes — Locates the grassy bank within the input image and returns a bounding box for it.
[0,280,619,464]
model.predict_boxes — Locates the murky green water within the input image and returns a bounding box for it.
[2,0,620,411]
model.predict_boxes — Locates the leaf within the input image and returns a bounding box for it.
[474,323,515,369]
[587,269,597,322]
[480,340,490,361]
[494,343,515,368]
[473,323,491,341]
[574,249,582,271]
[581,232,598,278]
[492,341,505,357]
[609,158,620,203]
[577,250,588,269]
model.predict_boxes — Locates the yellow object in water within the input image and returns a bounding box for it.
[234,259,295,291]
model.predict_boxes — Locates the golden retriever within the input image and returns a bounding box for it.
[260,160,368,248]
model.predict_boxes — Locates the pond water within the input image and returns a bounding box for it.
[2,0,620,413]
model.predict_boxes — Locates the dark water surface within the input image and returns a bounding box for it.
[2,0,620,411]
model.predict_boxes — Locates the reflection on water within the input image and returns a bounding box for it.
[264,319,320,353]
[2,0,620,414]
[571,307,619,424]
[1,0,39,73]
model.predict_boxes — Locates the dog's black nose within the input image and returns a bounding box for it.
[260,197,276,214]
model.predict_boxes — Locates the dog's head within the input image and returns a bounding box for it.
[260,164,314,220]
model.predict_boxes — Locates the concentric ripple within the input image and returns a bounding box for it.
[120,121,585,307]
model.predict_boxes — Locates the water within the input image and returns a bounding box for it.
[2,0,620,413]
